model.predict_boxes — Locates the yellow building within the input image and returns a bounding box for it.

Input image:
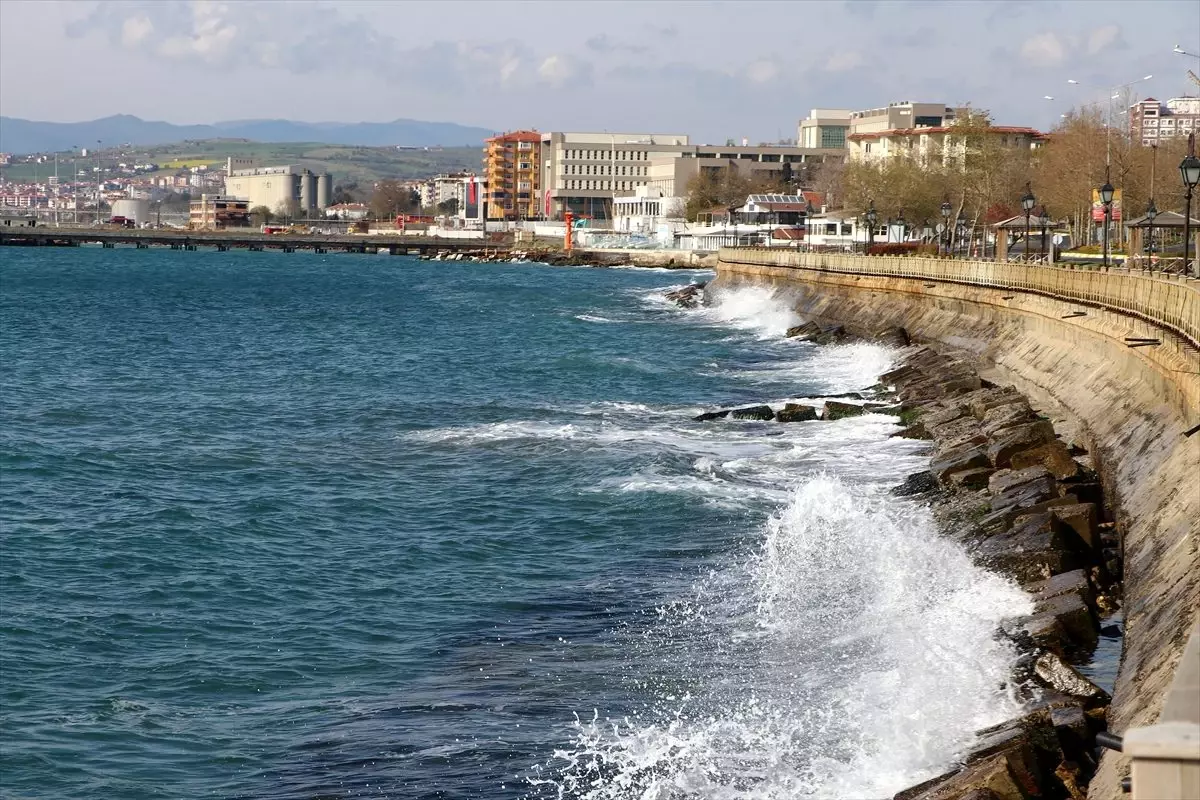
[483,131,542,220]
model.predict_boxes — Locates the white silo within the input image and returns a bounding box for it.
[111,198,150,225]
[316,174,332,210]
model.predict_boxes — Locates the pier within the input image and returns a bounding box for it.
[0,227,511,257]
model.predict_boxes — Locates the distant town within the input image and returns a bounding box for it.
[2,91,1198,266]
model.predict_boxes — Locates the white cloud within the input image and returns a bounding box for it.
[120,15,153,47]
[744,59,779,83]
[824,50,864,72]
[1020,32,1068,66]
[1086,25,1120,54]
[538,55,581,87]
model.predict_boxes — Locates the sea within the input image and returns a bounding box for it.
[0,248,1036,800]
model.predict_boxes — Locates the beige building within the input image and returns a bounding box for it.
[798,108,852,149]
[850,101,958,135]
[540,132,842,221]
[224,160,332,217]
[189,195,250,229]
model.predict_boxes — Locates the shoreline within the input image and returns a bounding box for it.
[676,282,1122,798]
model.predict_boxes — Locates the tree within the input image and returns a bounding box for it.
[273,198,299,223]
[331,184,357,205]
[250,205,273,226]
[780,161,794,191]
[436,197,460,215]
[683,166,779,221]
[370,179,416,219]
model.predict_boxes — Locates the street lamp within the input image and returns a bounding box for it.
[1181,133,1200,277]
[864,201,877,254]
[956,210,967,257]
[940,199,952,256]
[1038,206,1049,262]
[897,209,906,244]
[1146,199,1158,266]
[1099,171,1115,268]
[1021,183,1036,262]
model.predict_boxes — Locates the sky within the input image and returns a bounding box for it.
[1,0,1198,143]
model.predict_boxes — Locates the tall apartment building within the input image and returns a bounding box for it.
[798,109,852,149]
[1130,97,1200,146]
[483,131,542,220]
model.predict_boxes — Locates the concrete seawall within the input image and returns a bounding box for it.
[714,249,1199,798]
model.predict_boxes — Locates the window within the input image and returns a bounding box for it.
[820,128,847,148]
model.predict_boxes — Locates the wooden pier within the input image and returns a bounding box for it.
[0,227,511,257]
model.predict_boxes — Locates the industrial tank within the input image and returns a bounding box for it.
[110,198,150,225]
[299,172,315,216]
[316,174,332,210]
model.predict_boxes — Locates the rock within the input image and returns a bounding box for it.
[987,421,1057,468]
[730,405,775,421]
[776,403,818,423]
[1054,760,1089,800]
[981,402,1039,437]
[928,415,989,443]
[1033,651,1110,704]
[809,325,850,345]
[892,471,939,497]
[924,405,971,428]
[694,409,731,422]
[930,444,992,484]
[1015,613,1070,654]
[664,283,705,308]
[874,326,911,348]
[1025,569,1093,607]
[894,752,1033,800]
[785,321,821,339]
[892,422,933,440]
[1049,504,1099,553]
[974,514,1074,582]
[968,387,1026,419]
[951,467,995,490]
[1032,592,1098,651]
[1009,441,1079,480]
[1050,706,1091,765]
[822,400,866,420]
[988,466,1053,496]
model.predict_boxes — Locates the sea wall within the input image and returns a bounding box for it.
[713,249,1200,798]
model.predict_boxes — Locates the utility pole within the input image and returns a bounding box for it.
[96,140,102,225]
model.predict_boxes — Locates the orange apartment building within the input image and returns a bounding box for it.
[483,130,542,220]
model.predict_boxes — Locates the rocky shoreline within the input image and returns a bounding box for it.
[673,282,1122,799]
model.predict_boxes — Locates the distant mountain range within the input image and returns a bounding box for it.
[0,114,497,154]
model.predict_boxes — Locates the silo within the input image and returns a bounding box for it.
[316,174,332,210]
[111,198,150,225]
[299,172,314,217]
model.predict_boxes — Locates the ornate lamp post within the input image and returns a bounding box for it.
[864,201,877,254]
[1146,200,1158,266]
[1181,133,1200,277]
[1099,171,1115,268]
[956,210,967,257]
[940,199,952,255]
[1039,206,1050,262]
[1021,183,1036,262]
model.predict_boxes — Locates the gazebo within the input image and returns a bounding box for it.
[992,213,1061,261]
[1124,210,1200,268]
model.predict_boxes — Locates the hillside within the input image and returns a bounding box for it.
[0,114,496,155]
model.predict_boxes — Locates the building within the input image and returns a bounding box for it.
[798,109,853,149]
[483,130,542,221]
[850,101,958,135]
[847,103,1043,167]
[540,131,842,221]
[1130,97,1200,146]
[324,202,370,220]
[189,195,251,229]
[223,159,332,217]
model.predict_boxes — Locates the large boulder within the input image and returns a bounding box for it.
[784,321,822,339]
[892,471,939,497]
[693,409,731,422]
[1031,592,1098,652]
[776,403,818,423]
[874,326,911,348]
[931,444,992,484]
[1009,441,1080,480]
[730,405,775,421]
[1033,651,1110,706]
[822,400,866,420]
[664,283,705,308]
[987,421,1057,468]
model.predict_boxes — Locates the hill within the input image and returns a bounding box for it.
[0,114,496,154]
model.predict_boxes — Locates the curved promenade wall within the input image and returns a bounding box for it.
[714,249,1200,798]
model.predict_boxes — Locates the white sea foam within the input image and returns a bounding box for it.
[531,475,1031,799]
[697,285,802,340]
[576,314,620,324]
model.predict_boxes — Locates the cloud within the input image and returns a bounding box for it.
[538,54,590,87]
[744,59,779,84]
[824,51,864,72]
[1020,32,1068,66]
[120,15,153,47]
[1086,24,1127,54]
[585,34,648,55]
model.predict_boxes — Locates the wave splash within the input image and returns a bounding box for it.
[527,475,1030,799]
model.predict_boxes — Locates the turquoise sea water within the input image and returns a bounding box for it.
[1,249,1031,799]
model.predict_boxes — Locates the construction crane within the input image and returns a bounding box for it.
[1189,69,1200,88]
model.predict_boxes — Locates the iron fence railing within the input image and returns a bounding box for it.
[719,248,1200,350]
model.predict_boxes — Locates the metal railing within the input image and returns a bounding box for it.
[719,248,1200,351]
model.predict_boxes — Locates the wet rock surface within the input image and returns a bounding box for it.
[880,345,1121,800]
